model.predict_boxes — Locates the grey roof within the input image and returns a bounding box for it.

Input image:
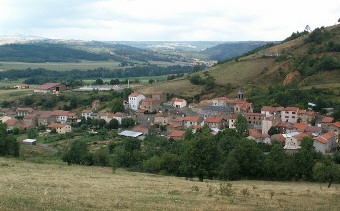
[118,130,143,138]
[203,106,230,112]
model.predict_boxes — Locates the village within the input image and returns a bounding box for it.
[2,82,340,155]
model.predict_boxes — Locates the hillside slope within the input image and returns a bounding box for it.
[138,24,340,99]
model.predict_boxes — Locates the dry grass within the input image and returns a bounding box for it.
[1,157,339,211]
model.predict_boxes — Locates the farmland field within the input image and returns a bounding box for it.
[0,157,339,211]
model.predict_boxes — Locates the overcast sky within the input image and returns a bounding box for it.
[1,0,339,41]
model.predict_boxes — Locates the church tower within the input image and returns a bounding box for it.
[238,85,244,100]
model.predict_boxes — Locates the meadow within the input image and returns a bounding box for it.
[0,156,339,211]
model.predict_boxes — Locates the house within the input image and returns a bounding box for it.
[261,106,283,117]
[212,97,228,107]
[247,129,270,144]
[183,116,201,130]
[329,121,340,142]
[128,92,146,111]
[67,112,78,123]
[51,110,70,123]
[172,98,187,108]
[47,123,72,134]
[298,109,316,124]
[168,130,185,140]
[281,107,299,123]
[283,132,310,150]
[16,107,34,117]
[270,133,286,145]
[228,114,237,129]
[202,105,231,119]
[36,111,53,126]
[203,116,225,130]
[34,83,66,93]
[314,132,337,154]
[4,119,19,131]
[82,110,93,120]
[244,113,264,130]
[261,115,281,135]
[14,84,29,89]
[320,116,334,133]
[234,101,253,113]
[23,113,38,128]
[140,98,160,112]
[154,112,169,125]
[292,123,309,133]
[0,116,12,123]
[275,122,293,134]
[100,112,130,124]
[168,117,184,132]
[152,91,167,103]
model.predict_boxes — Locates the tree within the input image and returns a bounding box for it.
[0,122,20,157]
[27,128,38,139]
[111,98,125,113]
[92,147,110,167]
[62,140,92,165]
[264,144,287,180]
[234,113,248,136]
[313,157,340,188]
[180,130,221,181]
[268,126,279,136]
[121,117,135,128]
[107,119,119,130]
[94,78,104,85]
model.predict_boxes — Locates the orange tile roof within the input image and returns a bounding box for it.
[136,108,148,113]
[5,119,17,126]
[168,121,182,128]
[51,110,69,116]
[295,133,311,141]
[82,109,92,113]
[155,112,168,117]
[321,132,335,140]
[271,134,285,143]
[47,123,67,128]
[244,112,264,116]
[315,136,327,144]
[36,83,61,90]
[204,116,223,123]
[322,116,334,123]
[23,114,37,119]
[213,97,228,100]
[172,97,185,102]
[141,98,154,102]
[331,122,340,128]
[16,107,33,112]
[293,123,308,132]
[282,107,299,111]
[183,116,200,122]
[169,130,185,138]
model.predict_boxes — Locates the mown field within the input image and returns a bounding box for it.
[0,156,339,211]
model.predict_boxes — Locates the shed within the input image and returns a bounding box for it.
[118,130,143,138]
[22,139,37,145]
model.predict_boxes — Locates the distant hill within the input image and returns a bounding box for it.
[202,41,271,61]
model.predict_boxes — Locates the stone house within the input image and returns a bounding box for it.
[154,112,169,125]
[140,98,160,112]
[183,116,201,130]
[281,107,299,123]
[16,107,34,117]
[152,92,167,103]
[202,116,225,130]
[313,132,337,154]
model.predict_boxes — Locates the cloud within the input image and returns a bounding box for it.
[1,0,340,41]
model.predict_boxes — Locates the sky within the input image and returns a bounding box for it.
[0,0,339,41]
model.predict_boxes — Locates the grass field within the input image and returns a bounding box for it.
[0,156,339,211]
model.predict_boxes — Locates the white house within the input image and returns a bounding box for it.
[281,107,299,123]
[129,92,146,111]
[51,110,70,123]
[171,98,187,108]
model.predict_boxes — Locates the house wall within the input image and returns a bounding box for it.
[281,110,298,123]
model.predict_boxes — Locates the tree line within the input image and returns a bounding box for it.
[0,65,192,85]
[62,117,340,187]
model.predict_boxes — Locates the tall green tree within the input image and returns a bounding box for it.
[62,140,92,165]
[180,127,221,181]
[0,122,20,157]
[111,98,125,113]
[234,113,248,136]
[264,143,287,180]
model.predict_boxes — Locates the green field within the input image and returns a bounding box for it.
[0,156,339,211]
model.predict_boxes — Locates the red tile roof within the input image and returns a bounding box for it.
[169,130,185,138]
[294,133,311,141]
[5,119,17,126]
[51,110,69,116]
[204,116,223,123]
[293,123,308,132]
[172,97,185,102]
[322,116,334,123]
[47,123,67,128]
[35,83,61,90]
[331,122,340,128]
[271,134,285,143]
[282,107,299,111]
[129,92,140,97]
[141,98,154,102]
[16,107,33,112]
[315,136,327,144]
[321,132,335,140]
[183,116,200,122]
